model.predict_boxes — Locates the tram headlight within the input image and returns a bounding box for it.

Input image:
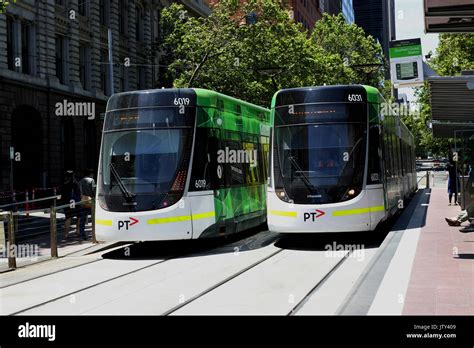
[276,189,290,202]
[343,188,358,200]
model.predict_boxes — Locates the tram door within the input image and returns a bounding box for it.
[208,129,227,224]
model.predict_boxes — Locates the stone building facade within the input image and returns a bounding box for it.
[0,0,209,193]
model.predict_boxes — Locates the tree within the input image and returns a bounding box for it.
[429,33,474,76]
[158,0,386,106]
[311,13,386,89]
[408,33,473,157]
[0,1,16,14]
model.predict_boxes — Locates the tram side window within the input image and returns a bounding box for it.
[243,141,260,185]
[383,121,393,179]
[367,104,382,185]
[225,140,245,187]
[189,127,221,191]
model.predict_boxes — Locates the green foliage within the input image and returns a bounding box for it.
[0,0,17,14]
[401,84,452,158]
[407,33,473,158]
[311,13,385,88]
[158,0,386,106]
[430,33,474,76]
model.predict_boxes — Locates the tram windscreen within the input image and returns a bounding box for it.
[274,103,367,204]
[98,107,194,212]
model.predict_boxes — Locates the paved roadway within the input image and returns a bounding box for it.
[1,228,388,315]
[1,182,434,316]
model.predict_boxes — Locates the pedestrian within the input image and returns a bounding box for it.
[446,159,460,205]
[59,170,82,239]
[78,169,95,241]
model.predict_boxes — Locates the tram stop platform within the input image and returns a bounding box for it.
[343,186,474,315]
[402,187,474,315]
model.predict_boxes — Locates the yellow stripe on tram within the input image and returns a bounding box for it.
[332,205,385,217]
[269,210,297,218]
[148,211,215,225]
[96,219,113,226]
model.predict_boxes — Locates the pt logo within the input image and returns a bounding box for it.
[303,209,325,222]
[118,217,139,230]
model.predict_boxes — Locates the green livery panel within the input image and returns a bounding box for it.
[190,89,271,237]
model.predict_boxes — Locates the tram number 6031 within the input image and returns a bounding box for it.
[348,94,363,102]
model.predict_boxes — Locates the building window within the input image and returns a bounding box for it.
[6,16,15,71]
[118,0,128,35]
[319,0,325,12]
[56,0,65,5]
[55,35,66,84]
[137,66,145,90]
[21,22,30,74]
[79,43,90,90]
[100,0,108,26]
[136,5,144,42]
[118,60,124,92]
[100,49,110,95]
[79,0,87,16]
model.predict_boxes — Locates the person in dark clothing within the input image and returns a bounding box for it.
[446,160,460,205]
[78,169,95,240]
[59,170,82,239]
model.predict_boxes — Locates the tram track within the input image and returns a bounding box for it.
[5,229,384,315]
[286,249,353,315]
[6,230,278,315]
[162,248,285,315]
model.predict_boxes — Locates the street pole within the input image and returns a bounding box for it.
[387,0,397,100]
[108,29,114,96]
[9,147,14,203]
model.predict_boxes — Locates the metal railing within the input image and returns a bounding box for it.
[0,195,97,271]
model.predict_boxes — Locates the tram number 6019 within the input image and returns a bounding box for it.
[348,94,363,102]
[174,98,190,106]
[195,179,207,189]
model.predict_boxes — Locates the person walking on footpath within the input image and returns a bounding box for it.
[446,159,460,205]
[78,169,95,240]
[59,170,82,239]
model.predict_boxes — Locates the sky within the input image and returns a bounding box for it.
[394,0,440,102]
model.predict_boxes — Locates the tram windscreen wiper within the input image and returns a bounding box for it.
[287,156,317,192]
[109,163,137,205]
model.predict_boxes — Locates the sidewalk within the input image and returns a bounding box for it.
[403,188,474,315]
[0,224,99,273]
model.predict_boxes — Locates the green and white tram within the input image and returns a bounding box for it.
[267,85,417,233]
[96,88,270,241]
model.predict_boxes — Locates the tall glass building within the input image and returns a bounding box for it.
[342,0,355,24]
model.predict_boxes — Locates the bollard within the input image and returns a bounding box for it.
[7,211,16,269]
[91,198,97,243]
[426,170,430,189]
[50,204,58,258]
